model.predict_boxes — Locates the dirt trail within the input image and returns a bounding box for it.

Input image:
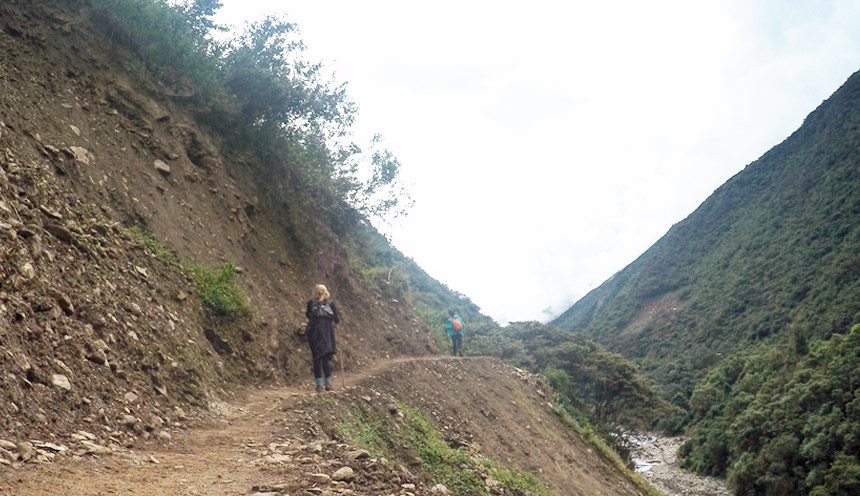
[4,381,299,495]
[3,355,616,496]
[0,356,653,496]
[1,357,425,496]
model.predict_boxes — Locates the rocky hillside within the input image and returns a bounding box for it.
[0,0,440,456]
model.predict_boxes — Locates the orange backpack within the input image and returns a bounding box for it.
[450,317,463,332]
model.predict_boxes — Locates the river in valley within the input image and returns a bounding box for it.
[629,434,732,496]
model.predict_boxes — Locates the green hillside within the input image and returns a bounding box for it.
[553,69,860,493]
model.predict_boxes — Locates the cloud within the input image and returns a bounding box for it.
[217,0,860,324]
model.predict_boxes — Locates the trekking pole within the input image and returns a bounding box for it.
[338,352,346,389]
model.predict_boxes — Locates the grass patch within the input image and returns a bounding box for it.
[125,226,175,264]
[189,263,250,319]
[340,400,547,496]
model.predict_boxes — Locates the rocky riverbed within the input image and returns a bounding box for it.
[629,434,731,496]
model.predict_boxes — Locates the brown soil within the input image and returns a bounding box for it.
[1,357,651,496]
[0,0,436,451]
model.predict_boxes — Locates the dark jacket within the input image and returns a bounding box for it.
[306,299,340,359]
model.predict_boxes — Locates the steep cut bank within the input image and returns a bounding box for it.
[553,69,860,493]
[0,0,439,450]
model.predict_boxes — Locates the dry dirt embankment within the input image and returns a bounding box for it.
[1,357,652,496]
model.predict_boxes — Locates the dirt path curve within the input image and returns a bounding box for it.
[0,356,451,496]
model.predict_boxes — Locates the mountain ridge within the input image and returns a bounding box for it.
[552,68,860,493]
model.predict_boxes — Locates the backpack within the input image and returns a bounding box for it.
[450,317,463,332]
[312,301,335,318]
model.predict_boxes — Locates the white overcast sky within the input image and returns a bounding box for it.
[215,1,860,324]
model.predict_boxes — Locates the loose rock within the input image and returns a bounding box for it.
[51,373,72,391]
[332,466,355,482]
[308,473,332,484]
[153,160,171,176]
[17,441,34,461]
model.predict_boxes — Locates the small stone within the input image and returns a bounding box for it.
[50,290,74,315]
[74,431,97,441]
[19,262,36,280]
[39,205,63,220]
[262,453,291,464]
[484,476,502,490]
[79,440,111,455]
[121,414,138,428]
[35,442,67,453]
[0,448,15,463]
[51,374,71,391]
[0,440,16,451]
[44,223,74,243]
[67,146,92,165]
[145,414,163,431]
[153,160,171,176]
[124,392,139,403]
[401,483,416,491]
[11,354,31,373]
[308,473,331,484]
[86,351,108,366]
[332,466,354,482]
[70,125,80,136]
[430,483,450,495]
[347,449,371,461]
[16,441,34,461]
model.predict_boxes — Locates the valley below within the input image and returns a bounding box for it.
[630,434,730,496]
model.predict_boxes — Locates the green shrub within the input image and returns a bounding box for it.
[682,324,860,495]
[125,226,174,264]
[340,400,547,496]
[190,263,249,319]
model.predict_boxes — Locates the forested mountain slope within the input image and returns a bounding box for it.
[553,69,860,494]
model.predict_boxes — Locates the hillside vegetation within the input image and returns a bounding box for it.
[553,69,860,493]
[0,0,449,450]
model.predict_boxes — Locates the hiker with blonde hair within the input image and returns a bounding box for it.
[305,284,340,391]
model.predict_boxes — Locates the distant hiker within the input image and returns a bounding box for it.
[306,284,340,392]
[446,311,465,357]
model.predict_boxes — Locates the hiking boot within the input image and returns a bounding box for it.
[325,382,334,391]
[315,384,324,393]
